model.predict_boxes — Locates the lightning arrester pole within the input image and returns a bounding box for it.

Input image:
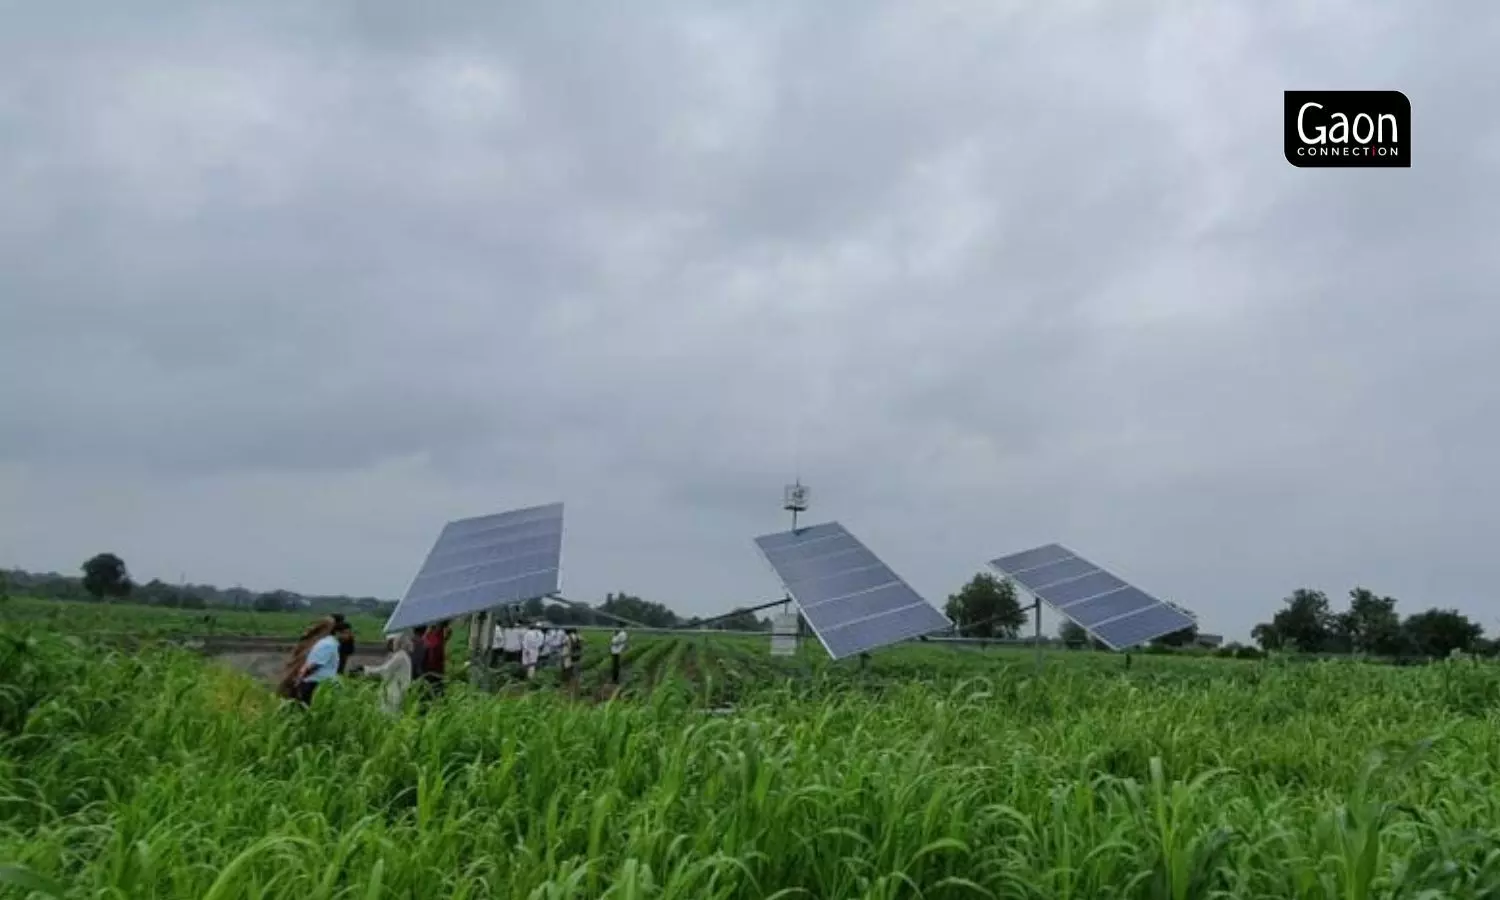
[781,480,810,615]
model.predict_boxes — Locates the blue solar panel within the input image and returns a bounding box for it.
[755,521,950,659]
[385,502,563,631]
[989,543,1195,650]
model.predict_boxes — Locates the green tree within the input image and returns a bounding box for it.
[1264,588,1334,652]
[1251,622,1283,651]
[1151,624,1198,647]
[1337,588,1402,655]
[1401,608,1483,658]
[81,553,132,602]
[944,573,1025,639]
[598,592,680,628]
[253,590,298,612]
[1058,620,1105,650]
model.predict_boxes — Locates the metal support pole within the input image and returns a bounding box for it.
[467,611,486,686]
[547,594,650,629]
[1033,599,1043,674]
[477,608,499,690]
[693,597,793,630]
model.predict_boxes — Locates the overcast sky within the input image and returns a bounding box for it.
[2,2,1496,641]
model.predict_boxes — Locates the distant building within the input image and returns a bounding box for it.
[1195,633,1224,649]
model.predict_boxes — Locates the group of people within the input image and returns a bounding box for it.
[276,613,631,712]
[276,615,452,712]
[491,621,586,682]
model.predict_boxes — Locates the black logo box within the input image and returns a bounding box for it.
[1285,90,1410,168]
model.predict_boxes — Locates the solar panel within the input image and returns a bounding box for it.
[988,543,1195,650]
[754,521,951,659]
[384,502,564,632]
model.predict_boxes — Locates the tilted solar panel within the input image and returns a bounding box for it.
[755,521,951,659]
[989,543,1195,650]
[384,502,563,632]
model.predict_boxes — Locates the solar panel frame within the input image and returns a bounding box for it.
[988,542,1196,650]
[754,521,951,659]
[384,502,564,632]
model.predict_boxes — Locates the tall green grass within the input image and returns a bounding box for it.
[3,626,1500,898]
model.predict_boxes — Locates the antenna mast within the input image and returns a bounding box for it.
[783,479,810,532]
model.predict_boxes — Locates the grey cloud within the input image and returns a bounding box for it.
[2,0,1498,641]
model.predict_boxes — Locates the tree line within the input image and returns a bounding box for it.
[941,572,1492,661]
[7,553,1487,657]
[1,554,770,631]
[1250,587,1488,659]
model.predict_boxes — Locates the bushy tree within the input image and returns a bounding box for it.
[598,592,680,628]
[1337,587,1403,655]
[1401,608,1483,659]
[1257,589,1334,653]
[1251,622,1283,652]
[81,553,132,602]
[1058,620,1106,650]
[253,590,298,612]
[1151,625,1199,648]
[944,573,1026,638]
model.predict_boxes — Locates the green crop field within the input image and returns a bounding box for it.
[0,596,390,642]
[4,599,1500,897]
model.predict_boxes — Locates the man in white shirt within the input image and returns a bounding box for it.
[521,621,545,680]
[545,627,566,666]
[502,625,523,664]
[609,628,627,684]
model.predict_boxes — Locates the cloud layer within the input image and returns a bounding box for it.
[3,1,1498,640]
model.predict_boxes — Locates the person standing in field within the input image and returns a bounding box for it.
[409,625,428,685]
[609,627,628,684]
[501,623,524,673]
[297,619,352,705]
[278,618,335,701]
[545,625,566,668]
[521,620,545,680]
[332,613,356,675]
[421,620,449,699]
[562,628,583,696]
[357,633,414,715]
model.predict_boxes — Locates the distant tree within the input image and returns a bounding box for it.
[1058,620,1107,650]
[180,594,207,610]
[1337,588,1403,655]
[944,573,1026,639]
[690,609,771,632]
[1058,620,1086,646]
[253,590,298,613]
[1401,608,1483,659]
[1251,622,1283,652]
[1151,625,1199,648]
[0,570,8,602]
[81,553,132,602]
[599,592,680,629]
[1266,588,1334,653]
